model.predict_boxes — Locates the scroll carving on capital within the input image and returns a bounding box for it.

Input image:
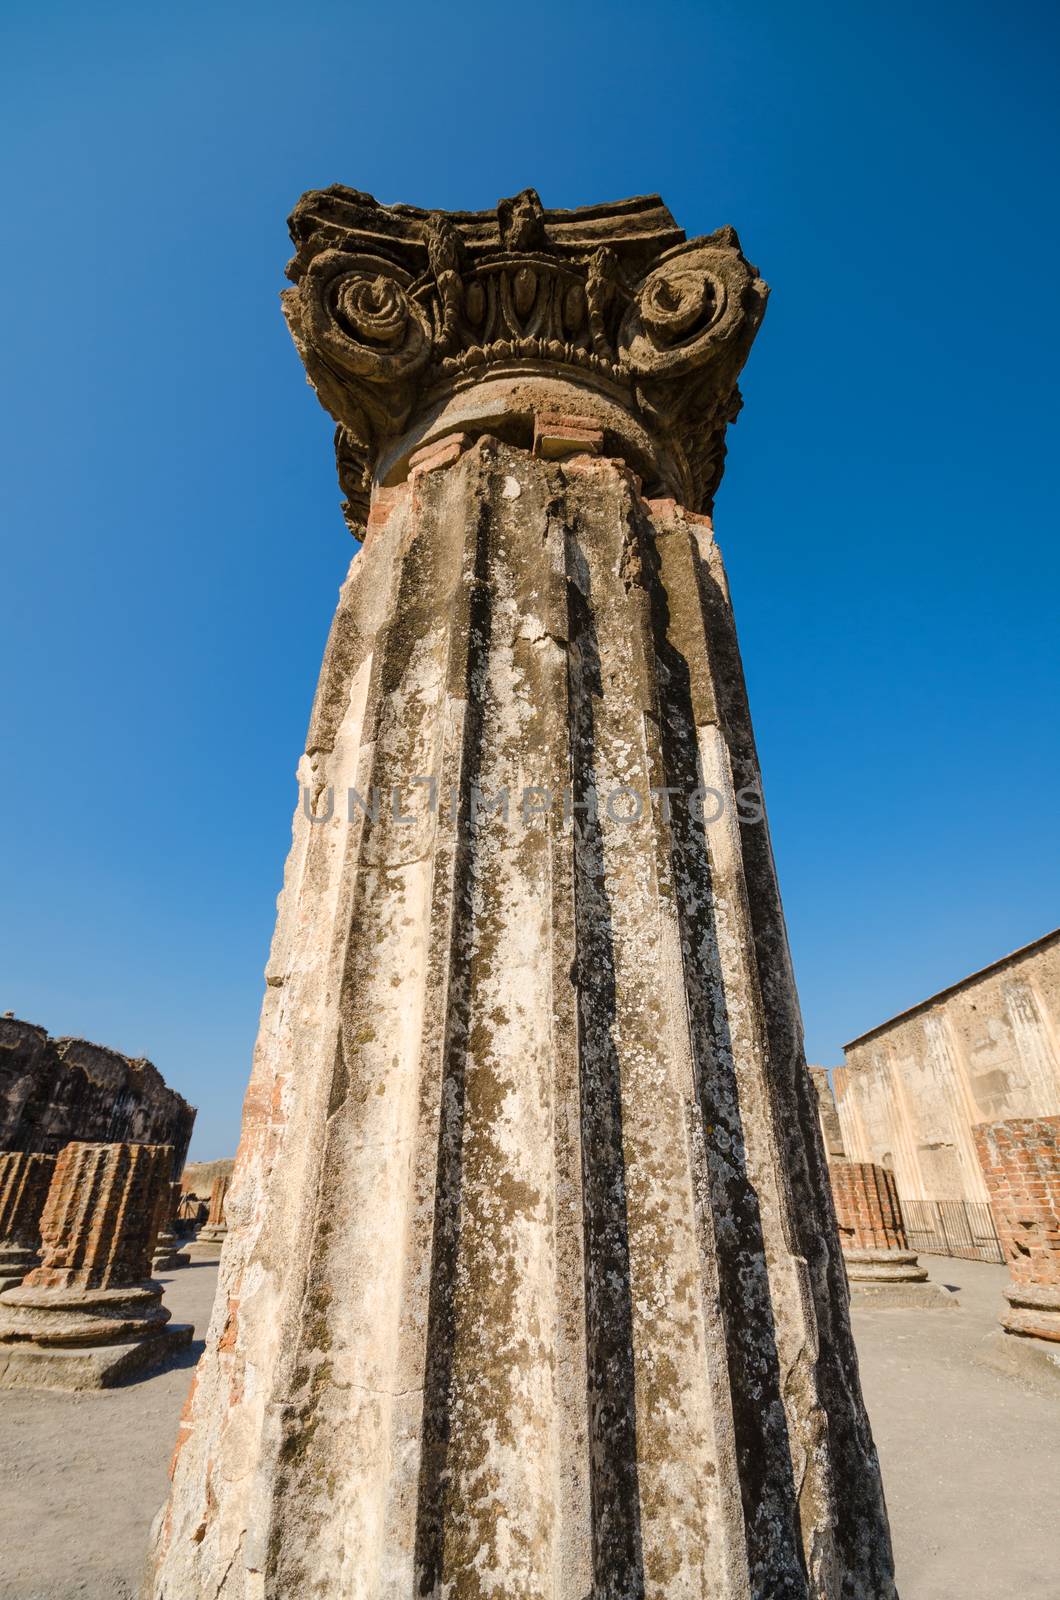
[283,187,767,534]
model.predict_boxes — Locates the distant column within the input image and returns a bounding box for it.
[808,1066,846,1160]
[830,1159,954,1308]
[153,1181,190,1271]
[196,1174,230,1249]
[974,1115,1060,1344]
[0,1141,192,1389]
[0,1152,56,1290]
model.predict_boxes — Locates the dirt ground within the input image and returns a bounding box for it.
[0,1253,1057,1598]
[850,1256,1060,1599]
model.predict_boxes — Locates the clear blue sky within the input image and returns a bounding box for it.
[2,1,1057,1159]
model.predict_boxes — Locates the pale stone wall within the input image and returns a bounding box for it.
[834,931,1060,1206]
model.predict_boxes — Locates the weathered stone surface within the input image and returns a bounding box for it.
[0,1141,190,1389]
[974,1115,1060,1343]
[148,189,895,1600]
[0,1151,55,1289]
[834,930,1060,1206]
[279,186,767,539]
[0,1016,196,1171]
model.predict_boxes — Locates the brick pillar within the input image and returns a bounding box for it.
[196,1173,230,1247]
[0,1152,56,1290]
[153,1181,190,1272]
[0,1142,192,1389]
[829,1159,953,1307]
[973,1116,1060,1343]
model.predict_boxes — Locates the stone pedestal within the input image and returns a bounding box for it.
[148,188,896,1599]
[974,1115,1060,1345]
[153,1182,190,1271]
[0,1151,56,1290]
[831,1159,954,1308]
[195,1174,229,1249]
[0,1141,191,1389]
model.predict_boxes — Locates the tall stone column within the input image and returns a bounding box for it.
[829,1159,952,1309]
[0,1141,191,1388]
[149,188,895,1599]
[0,1151,56,1289]
[974,1115,1060,1345]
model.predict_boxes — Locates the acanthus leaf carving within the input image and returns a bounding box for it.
[283,192,768,535]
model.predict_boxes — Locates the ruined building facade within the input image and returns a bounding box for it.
[0,1016,195,1175]
[149,187,895,1599]
[834,930,1060,1207]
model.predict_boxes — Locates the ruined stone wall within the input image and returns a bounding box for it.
[834,931,1060,1206]
[973,1116,1060,1290]
[809,1066,845,1160]
[179,1158,234,1201]
[0,1016,195,1174]
[830,1160,908,1251]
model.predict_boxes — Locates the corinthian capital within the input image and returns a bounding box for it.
[282,187,768,536]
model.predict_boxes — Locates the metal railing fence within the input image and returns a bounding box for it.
[901,1197,1004,1264]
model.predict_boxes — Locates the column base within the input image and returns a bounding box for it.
[0,1281,191,1389]
[0,1322,193,1390]
[153,1248,191,1271]
[0,1245,37,1293]
[1002,1282,1060,1344]
[194,1226,227,1252]
[981,1326,1060,1386]
[845,1248,957,1308]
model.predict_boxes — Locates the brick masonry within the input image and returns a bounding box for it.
[973,1116,1060,1291]
[23,1141,173,1292]
[205,1174,229,1230]
[830,1160,908,1251]
[0,1151,57,1287]
[0,1151,56,1252]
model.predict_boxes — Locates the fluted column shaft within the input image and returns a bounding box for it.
[149,439,894,1599]
[0,1152,56,1287]
[26,1140,171,1291]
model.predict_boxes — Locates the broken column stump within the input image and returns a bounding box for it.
[194,1173,229,1249]
[974,1115,1060,1348]
[0,1141,191,1389]
[153,1181,190,1272]
[148,187,897,1599]
[830,1159,954,1308]
[0,1151,56,1290]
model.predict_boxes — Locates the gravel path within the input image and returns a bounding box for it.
[0,1253,1057,1597]
[0,1255,217,1600]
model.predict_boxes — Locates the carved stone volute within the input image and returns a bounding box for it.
[283,187,768,535]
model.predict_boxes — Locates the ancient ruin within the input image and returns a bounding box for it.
[974,1115,1060,1346]
[195,1173,230,1249]
[148,187,896,1598]
[834,930,1060,1208]
[0,1014,196,1168]
[0,1150,55,1290]
[0,1140,191,1389]
[830,1159,953,1309]
[809,1065,846,1160]
[154,1182,191,1271]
